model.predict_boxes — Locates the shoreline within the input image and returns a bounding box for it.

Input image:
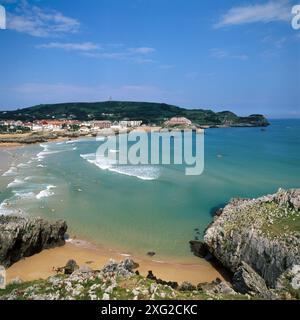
[6,240,224,285]
[0,144,224,285]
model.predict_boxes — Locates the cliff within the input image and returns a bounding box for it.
[0,215,67,268]
[203,189,300,295]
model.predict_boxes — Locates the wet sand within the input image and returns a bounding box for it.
[6,241,223,285]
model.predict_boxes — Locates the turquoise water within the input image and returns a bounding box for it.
[1,119,300,261]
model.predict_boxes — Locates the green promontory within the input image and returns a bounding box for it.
[0,101,269,127]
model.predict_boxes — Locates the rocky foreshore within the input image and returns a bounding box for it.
[0,215,67,268]
[0,132,88,146]
[194,188,300,299]
[1,189,300,300]
[0,258,244,301]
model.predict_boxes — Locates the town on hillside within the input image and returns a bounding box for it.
[0,117,194,134]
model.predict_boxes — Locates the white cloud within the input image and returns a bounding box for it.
[37,42,100,51]
[7,1,80,37]
[128,47,156,54]
[82,46,156,64]
[210,48,249,60]
[36,42,156,64]
[215,0,291,28]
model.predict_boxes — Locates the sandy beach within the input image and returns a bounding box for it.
[6,240,224,285]
[1,142,224,286]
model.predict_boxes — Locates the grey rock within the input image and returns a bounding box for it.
[77,265,93,274]
[102,258,139,277]
[204,189,300,288]
[0,215,67,268]
[189,240,208,258]
[232,262,269,297]
[198,279,236,296]
[179,281,196,292]
[64,260,79,275]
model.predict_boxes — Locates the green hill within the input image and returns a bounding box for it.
[0,101,269,127]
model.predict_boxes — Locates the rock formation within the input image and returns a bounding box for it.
[0,215,67,268]
[203,188,300,297]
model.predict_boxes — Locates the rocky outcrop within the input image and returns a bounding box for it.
[204,189,300,290]
[0,215,67,268]
[232,262,269,297]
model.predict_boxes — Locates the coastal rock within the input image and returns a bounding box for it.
[64,260,79,275]
[276,265,300,299]
[203,189,300,288]
[0,215,67,268]
[197,278,236,296]
[102,259,139,277]
[232,262,269,297]
[178,281,196,292]
[147,251,156,257]
[189,240,208,258]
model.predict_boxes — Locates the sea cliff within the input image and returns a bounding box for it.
[203,188,300,298]
[0,215,67,268]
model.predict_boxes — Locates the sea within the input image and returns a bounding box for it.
[0,119,299,262]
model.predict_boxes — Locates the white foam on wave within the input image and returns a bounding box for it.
[7,178,25,188]
[0,200,17,216]
[80,153,160,181]
[13,191,36,200]
[17,163,29,168]
[2,167,18,177]
[37,164,46,168]
[37,143,77,161]
[66,139,86,144]
[36,185,56,200]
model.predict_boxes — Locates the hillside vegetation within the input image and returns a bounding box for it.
[0,101,269,127]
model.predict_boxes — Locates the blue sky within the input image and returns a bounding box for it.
[0,0,299,117]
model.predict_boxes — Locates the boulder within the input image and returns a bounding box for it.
[178,281,196,292]
[198,278,237,296]
[0,215,67,268]
[102,259,139,277]
[64,260,79,275]
[232,262,269,297]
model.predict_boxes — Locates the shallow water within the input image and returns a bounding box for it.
[1,119,299,261]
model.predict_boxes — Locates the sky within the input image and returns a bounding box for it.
[0,0,299,118]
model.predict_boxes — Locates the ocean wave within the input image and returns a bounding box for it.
[13,191,36,200]
[0,200,18,216]
[36,185,56,200]
[80,153,160,181]
[66,139,86,144]
[17,163,29,168]
[7,178,25,188]
[2,167,18,177]
[109,166,160,181]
